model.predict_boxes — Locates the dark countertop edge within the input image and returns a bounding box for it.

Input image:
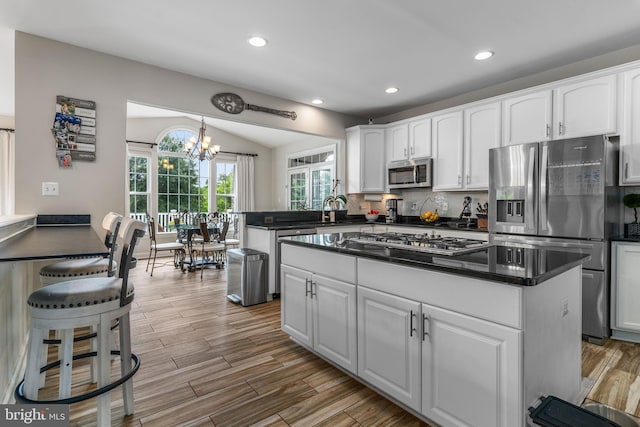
[247,220,488,232]
[611,235,640,242]
[1,252,108,262]
[279,239,587,287]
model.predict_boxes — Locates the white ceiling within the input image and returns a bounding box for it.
[2,1,640,120]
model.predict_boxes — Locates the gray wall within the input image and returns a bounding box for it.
[14,32,361,230]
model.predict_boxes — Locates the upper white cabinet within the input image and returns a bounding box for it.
[432,110,464,191]
[502,90,552,145]
[553,75,617,139]
[387,116,432,163]
[346,125,386,193]
[464,102,501,189]
[409,116,432,159]
[502,75,617,146]
[620,67,640,185]
[386,123,410,163]
[433,102,500,191]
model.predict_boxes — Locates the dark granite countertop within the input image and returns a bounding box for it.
[0,225,107,262]
[611,235,640,242]
[247,218,488,232]
[280,233,589,286]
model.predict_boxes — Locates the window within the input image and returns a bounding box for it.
[287,146,335,210]
[126,126,237,233]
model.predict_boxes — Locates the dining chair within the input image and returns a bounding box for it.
[191,221,226,279]
[145,215,185,276]
[16,217,146,427]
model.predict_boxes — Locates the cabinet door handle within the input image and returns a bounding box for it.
[305,278,311,297]
[458,175,462,185]
[559,122,564,135]
[625,162,629,180]
[546,124,550,137]
[411,146,415,155]
[410,310,417,337]
[404,147,407,157]
[422,314,430,341]
[310,281,317,298]
[466,174,470,184]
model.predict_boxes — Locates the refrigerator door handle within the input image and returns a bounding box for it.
[540,144,548,232]
[526,146,536,233]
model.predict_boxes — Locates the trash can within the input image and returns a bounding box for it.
[529,395,639,427]
[226,248,268,306]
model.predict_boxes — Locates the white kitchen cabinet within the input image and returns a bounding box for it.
[346,125,386,193]
[281,246,358,373]
[421,303,520,427]
[409,116,432,159]
[502,90,553,146]
[432,103,499,191]
[432,110,464,190]
[502,75,617,146]
[387,117,432,163]
[386,123,410,163]
[611,242,640,342]
[358,286,421,411]
[620,67,640,185]
[552,74,617,139]
[464,102,501,189]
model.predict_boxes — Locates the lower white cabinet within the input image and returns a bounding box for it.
[281,264,357,373]
[421,303,521,427]
[611,241,640,341]
[357,286,421,411]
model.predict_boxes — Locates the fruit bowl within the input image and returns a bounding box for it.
[365,213,379,222]
[420,210,439,224]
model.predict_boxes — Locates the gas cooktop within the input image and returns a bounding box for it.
[348,232,490,256]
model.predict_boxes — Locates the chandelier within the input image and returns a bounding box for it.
[184,117,220,161]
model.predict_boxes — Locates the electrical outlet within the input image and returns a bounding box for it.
[561,299,569,317]
[42,182,59,196]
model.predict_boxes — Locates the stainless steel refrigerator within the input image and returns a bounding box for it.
[488,134,621,344]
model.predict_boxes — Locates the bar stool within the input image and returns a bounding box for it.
[39,212,122,285]
[15,217,146,427]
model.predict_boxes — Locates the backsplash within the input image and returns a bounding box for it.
[347,189,489,219]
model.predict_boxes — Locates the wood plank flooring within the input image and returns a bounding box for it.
[33,261,640,426]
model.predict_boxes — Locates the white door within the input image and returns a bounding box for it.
[432,110,464,191]
[421,303,521,427]
[502,90,552,145]
[612,242,640,333]
[553,75,617,139]
[464,102,501,189]
[387,123,409,163]
[281,265,313,347]
[357,286,421,411]
[409,116,432,159]
[313,275,357,373]
[621,68,640,184]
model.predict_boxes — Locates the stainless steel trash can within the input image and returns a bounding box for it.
[226,248,268,306]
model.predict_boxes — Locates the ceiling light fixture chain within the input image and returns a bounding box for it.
[184,117,220,161]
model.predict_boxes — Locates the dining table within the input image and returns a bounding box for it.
[175,223,221,272]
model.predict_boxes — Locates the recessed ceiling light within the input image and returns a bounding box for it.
[311,98,324,105]
[474,50,494,60]
[248,36,267,47]
[385,87,399,94]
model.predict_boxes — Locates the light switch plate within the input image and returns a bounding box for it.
[42,182,59,196]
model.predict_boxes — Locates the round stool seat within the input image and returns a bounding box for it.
[40,258,117,285]
[28,277,133,309]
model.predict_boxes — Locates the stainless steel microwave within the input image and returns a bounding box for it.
[387,158,432,189]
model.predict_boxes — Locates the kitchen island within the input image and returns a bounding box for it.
[279,232,589,427]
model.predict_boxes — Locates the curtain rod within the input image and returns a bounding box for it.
[0,128,15,132]
[126,140,258,157]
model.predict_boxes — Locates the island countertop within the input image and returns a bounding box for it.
[280,232,589,286]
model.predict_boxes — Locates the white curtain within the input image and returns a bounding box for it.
[236,155,255,211]
[0,130,15,216]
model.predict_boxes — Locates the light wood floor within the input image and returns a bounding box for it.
[34,261,640,426]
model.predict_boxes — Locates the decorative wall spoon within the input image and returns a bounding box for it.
[211,92,297,120]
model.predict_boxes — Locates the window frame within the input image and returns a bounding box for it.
[286,144,336,210]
